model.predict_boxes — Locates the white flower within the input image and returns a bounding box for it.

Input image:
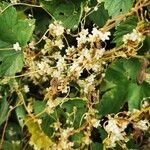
[94,48,105,60]
[91,118,100,128]
[100,31,111,41]
[81,48,91,59]
[77,29,89,47]
[70,63,80,73]
[58,82,69,93]
[142,101,149,108]
[28,14,33,18]
[135,120,149,131]
[77,36,88,47]
[61,127,74,139]
[37,58,52,75]
[84,6,91,12]
[54,39,64,49]
[56,56,66,72]
[91,27,100,37]
[92,63,100,72]
[29,41,35,49]
[105,119,121,134]
[123,29,142,44]
[104,118,128,148]
[37,119,42,124]
[86,74,95,83]
[94,6,98,11]
[84,74,96,93]
[13,42,21,51]
[49,21,64,36]
[24,85,29,93]
[79,29,89,37]
[89,28,111,42]
[47,100,55,109]
[66,46,75,56]
[10,0,17,4]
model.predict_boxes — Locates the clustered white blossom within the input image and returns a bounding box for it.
[2,1,149,150]
[26,25,110,97]
[135,120,149,131]
[13,42,21,51]
[83,74,96,93]
[52,127,74,150]
[84,108,100,128]
[48,21,64,37]
[77,28,110,47]
[103,102,150,149]
[23,85,29,93]
[23,20,149,149]
[123,29,143,44]
[104,117,129,148]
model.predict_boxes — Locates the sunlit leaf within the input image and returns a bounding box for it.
[98,58,150,115]
[104,0,133,17]
[89,2,109,27]
[40,0,84,29]
[0,3,35,77]
[113,16,137,46]
[25,117,53,149]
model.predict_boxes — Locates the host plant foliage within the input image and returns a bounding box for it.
[0,0,150,150]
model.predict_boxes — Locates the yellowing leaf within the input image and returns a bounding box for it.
[25,117,53,150]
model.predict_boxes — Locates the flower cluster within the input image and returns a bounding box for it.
[13,18,148,149]
[13,42,21,51]
[104,116,129,148]
[123,29,143,44]
[1,0,150,150]
[103,101,150,148]
[77,28,110,47]
[52,127,74,150]
[48,21,64,37]
[25,25,110,99]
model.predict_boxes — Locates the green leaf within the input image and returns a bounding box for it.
[126,139,143,150]
[34,9,51,37]
[91,142,103,150]
[139,35,150,54]
[113,16,137,46]
[0,96,9,125]
[104,0,133,17]
[0,4,35,77]
[0,51,24,77]
[33,100,46,115]
[40,0,83,29]
[70,131,84,149]
[2,141,21,150]
[15,105,26,127]
[98,58,150,115]
[0,4,35,46]
[126,83,142,110]
[25,117,53,149]
[99,81,128,116]
[61,98,87,128]
[89,2,109,27]
[41,114,55,137]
